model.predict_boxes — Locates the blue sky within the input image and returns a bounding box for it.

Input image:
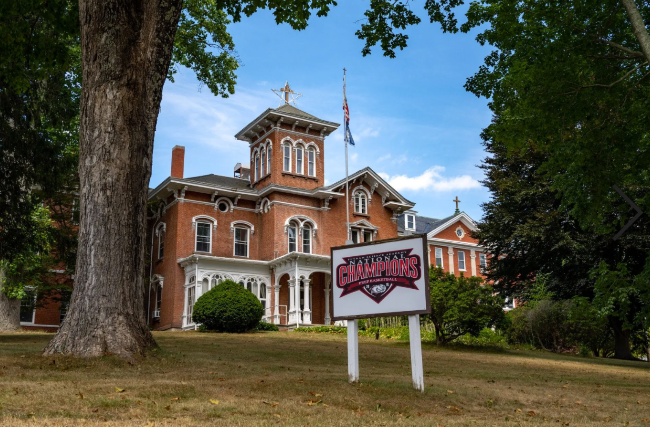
[152,2,493,221]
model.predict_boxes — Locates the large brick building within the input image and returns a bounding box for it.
[145,100,494,331]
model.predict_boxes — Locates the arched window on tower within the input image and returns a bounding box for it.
[261,149,266,177]
[283,143,291,172]
[307,148,315,177]
[267,147,272,174]
[295,144,304,174]
[254,154,260,181]
[287,220,299,253]
[302,224,311,253]
[354,192,368,214]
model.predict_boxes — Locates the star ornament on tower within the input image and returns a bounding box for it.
[272,81,302,106]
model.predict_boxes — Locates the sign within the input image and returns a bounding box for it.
[330,234,430,392]
[331,234,430,320]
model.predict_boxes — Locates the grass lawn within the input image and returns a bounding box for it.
[1,331,650,426]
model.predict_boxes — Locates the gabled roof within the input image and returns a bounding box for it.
[426,211,477,239]
[275,104,319,120]
[325,167,415,208]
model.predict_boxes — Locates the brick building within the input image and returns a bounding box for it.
[146,99,495,331]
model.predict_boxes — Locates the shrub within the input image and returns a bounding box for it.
[256,321,279,332]
[192,280,263,333]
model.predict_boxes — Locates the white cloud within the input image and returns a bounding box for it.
[377,154,391,162]
[380,166,480,193]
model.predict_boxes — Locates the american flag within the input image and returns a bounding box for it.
[343,87,355,146]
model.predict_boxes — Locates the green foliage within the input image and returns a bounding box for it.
[192,280,263,333]
[0,205,55,299]
[295,325,347,334]
[0,0,81,261]
[456,328,507,347]
[428,267,505,345]
[256,321,279,332]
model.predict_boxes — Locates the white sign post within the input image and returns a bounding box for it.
[331,235,430,392]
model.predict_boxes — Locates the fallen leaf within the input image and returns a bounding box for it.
[209,399,220,405]
[164,405,170,411]
[92,409,99,413]
[446,390,456,394]
[77,392,85,399]
[218,378,225,381]
[274,414,281,418]
[528,411,536,416]
[258,380,264,383]
[170,397,179,401]
[307,399,322,406]
[115,387,125,393]
[137,401,143,405]
[263,401,279,407]
[575,401,582,405]
[641,419,648,422]
[515,408,522,413]
[446,406,459,412]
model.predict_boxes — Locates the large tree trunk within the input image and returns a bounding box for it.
[611,317,636,360]
[620,0,650,63]
[43,0,183,358]
[0,268,21,331]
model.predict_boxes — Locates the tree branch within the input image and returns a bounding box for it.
[620,0,650,63]
[596,38,645,57]
[580,61,648,89]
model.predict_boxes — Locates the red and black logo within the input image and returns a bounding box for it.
[335,249,422,303]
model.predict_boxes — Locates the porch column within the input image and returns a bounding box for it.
[324,276,331,325]
[288,277,297,324]
[182,286,189,327]
[447,247,455,274]
[470,249,477,277]
[303,278,312,324]
[273,285,281,324]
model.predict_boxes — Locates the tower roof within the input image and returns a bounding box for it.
[234,104,339,143]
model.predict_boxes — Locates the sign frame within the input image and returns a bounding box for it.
[330,234,431,321]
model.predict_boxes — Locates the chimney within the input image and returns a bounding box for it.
[171,145,185,178]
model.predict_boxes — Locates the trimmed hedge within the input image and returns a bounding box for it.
[192,280,263,333]
[256,321,279,331]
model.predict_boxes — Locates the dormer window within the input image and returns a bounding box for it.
[354,192,367,214]
[296,145,304,174]
[283,144,291,172]
[405,214,415,231]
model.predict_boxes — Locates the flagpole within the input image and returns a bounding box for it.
[344,68,351,244]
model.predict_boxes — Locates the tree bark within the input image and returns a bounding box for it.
[0,268,21,332]
[611,317,636,360]
[43,0,183,358]
[620,0,650,63]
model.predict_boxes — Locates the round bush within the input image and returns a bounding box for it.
[192,280,263,333]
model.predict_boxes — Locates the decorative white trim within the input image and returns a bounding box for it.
[284,215,318,236]
[230,220,255,235]
[155,222,166,236]
[351,185,372,203]
[214,197,234,213]
[426,212,477,239]
[191,215,217,230]
[260,197,271,213]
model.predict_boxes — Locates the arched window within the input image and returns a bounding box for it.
[267,147,272,174]
[302,224,311,253]
[354,192,368,214]
[158,231,165,259]
[283,143,291,172]
[261,149,266,176]
[195,221,212,252]
[201,278,209,294]
[254,154,260,181]
[288,220,298,253]
[210,274,229,290]
[295,145,304,174]
[259,283,267,309]
[234,226,249,257]
[307,148,315,177]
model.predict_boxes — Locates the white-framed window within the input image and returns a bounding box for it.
[267,147,272,174]
[234,226,249,257]
[363,230,373,243]
[210,274,229,290]
[296,145,304,174]
[254,154,260,181]
[479,253,487,272]
[302,225,311,253]
[307,148,315,176]
[283,144,291,172]
[505,296,515,310]
[354,192,367,214]
[241,278,267,310]
[158,230,165,259]
[351,229,360,244]
[259,283,267,310]
[435,247,443,268]
[405,214,415,231]
[187,287,196,319]
[288,221,298,252]
[195,222,211,253]
[201,277,209,294]
[155,285,163,312]
[261,150,266,176]
[19,290,36,324]
[458,251,466,271]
